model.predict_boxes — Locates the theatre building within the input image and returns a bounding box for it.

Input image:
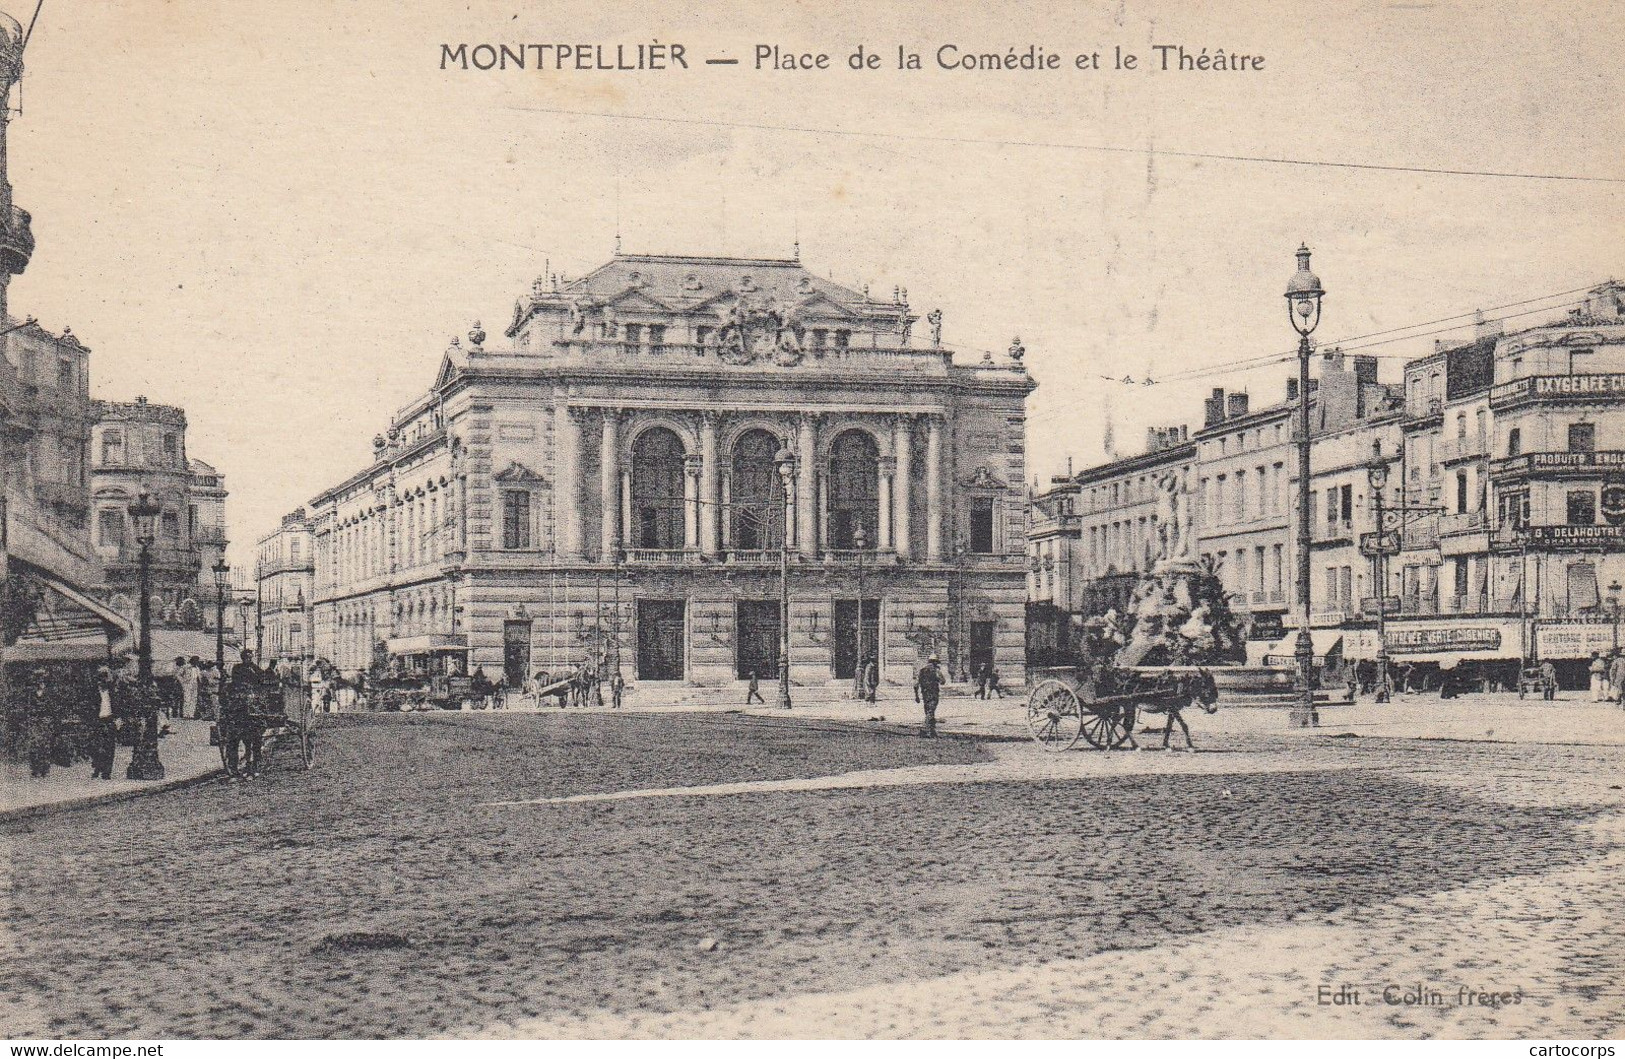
[308,252,1034,689]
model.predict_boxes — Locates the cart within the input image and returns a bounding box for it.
[1025,665,1215,752]
[218,680,314,776]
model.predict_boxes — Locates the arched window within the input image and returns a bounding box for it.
[630,427,686,549]
[827,430,879,549]
[731,429,786,550]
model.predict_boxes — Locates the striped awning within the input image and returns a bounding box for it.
[6,573,133,662]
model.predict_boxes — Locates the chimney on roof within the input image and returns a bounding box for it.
[1473,310,1504,340]
[1204,387,1227,428]
[1226,392,1250,418]
[1354,355,1378,386]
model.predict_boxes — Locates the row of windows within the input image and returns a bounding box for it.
[97,429,182,467]
[96,507,182,548]
[1205,544,1286,597]
[11,348,80,392]
[1200,463,1289,527]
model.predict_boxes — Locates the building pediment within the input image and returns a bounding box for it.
[493,460,548,485]
[600,287,674,314]
[960,465,1009,490]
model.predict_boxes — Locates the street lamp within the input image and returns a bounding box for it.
[1285,243,1325,728]
[775,444,796,710]
[1366,455,1391,703]
[126,488,164,780]
[212,558,230,717]
[853,523,868,700]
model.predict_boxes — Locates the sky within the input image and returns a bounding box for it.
[3,0,1621,564]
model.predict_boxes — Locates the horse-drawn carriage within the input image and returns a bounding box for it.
[217,679,313,776]
[1025,664,1219,752]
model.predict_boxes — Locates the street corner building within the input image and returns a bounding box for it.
[306,252,1036,690]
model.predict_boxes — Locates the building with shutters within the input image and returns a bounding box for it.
[306,251,1035,690]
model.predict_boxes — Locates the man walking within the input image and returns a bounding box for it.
[862,657,878,703]
[89,665,118,780]
[914,653,944,737]
[745,670,765,705]
[1610,650,1625,708]
[225,649,264,779]
[1590,651,1608,702]
[610,670,625,709]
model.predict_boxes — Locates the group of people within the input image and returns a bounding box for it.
[14,656,179,781]
[1587,650,1625,705]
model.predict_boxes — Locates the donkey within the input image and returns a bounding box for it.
[1120,668,1220,752]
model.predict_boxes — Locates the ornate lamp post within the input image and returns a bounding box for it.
[853,523,867,700]
[1285,243,1326,727]
[212,558,230,715]
[1366,455,1391,703]
[126,489,164,780]
[775,444,796,710]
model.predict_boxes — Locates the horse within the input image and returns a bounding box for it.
[1120,668,1219,752]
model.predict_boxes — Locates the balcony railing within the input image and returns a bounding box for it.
[1400,594,1440,616]
[101,543,201,570]
[1438,434,1489,463]
[1438,510,1489,536]
[624,548,689,564]
[0,204,34,273]
[1315,519,1355,543]
[1405,396,1444,421]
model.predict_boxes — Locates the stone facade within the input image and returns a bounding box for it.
[256,508,313,663]
[89,398,229,638]
[309,252,1034,688]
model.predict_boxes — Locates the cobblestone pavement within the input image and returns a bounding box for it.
[1,711,1621,1039]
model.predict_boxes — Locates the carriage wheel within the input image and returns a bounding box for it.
[299,724,314,770]
[1026,680,1083,752]
[1079,704,1127,750]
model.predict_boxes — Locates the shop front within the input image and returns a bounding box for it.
[1347,620,1523,692]
[1533,620,1622,688]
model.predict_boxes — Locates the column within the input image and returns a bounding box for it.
[817,473,829,552]
[893,415,913,560]
[797,414,818,559]
[554,398,582,558]
[721,473,733,549]
[620,469,633,549]
[700,412,720,557]
[925,413,943,561]
[600,409,620,561]
[877,456,896,552]
[683,453,701,551]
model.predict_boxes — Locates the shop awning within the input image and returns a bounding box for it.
[5,573,133,663]
[386,634,468,656]
[1263,629,1344,666]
